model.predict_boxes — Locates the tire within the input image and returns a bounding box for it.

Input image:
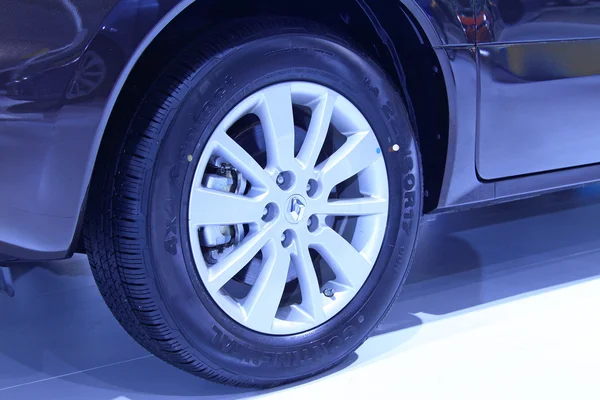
[84,18,422,388]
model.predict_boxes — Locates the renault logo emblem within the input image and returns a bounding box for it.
[285,195,306,224]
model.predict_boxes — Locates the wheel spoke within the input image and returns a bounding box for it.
[211,128,274,190]
[296,91,337,170]
[256,84,296,171]
[189,188,267,226]
[78,77,98,88]
[84,54,104,68]
[206,227,272,291]
[88,59,103,69]
[291,237,326,323]
[316,197,388,217]
[243,241,291,331]
[318,131,382,193]
[82,70,104,77]
[311,227,371,289]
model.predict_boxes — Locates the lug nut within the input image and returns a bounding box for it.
[263,207,268,217]
[306,178,318,197]
[281,232,287,242]
[307,215,318,232]
[323,288,335,298]
[276,174,285,185]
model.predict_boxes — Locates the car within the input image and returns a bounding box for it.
[1,0,599,388]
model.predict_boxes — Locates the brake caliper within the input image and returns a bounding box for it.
[200,157,247,264]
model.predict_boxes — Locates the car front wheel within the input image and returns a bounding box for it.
[84,18,422,387]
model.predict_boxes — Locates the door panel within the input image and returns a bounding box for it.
[477,41,600,179]
[482,0,600,43]
[475,0,600,180]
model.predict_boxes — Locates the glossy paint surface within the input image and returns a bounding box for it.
[477,40,600,179]
[0,0,172,259]
[474,0,600,179]
[475,0,600,43]
[0,0,473,261]
[414,0,476,45]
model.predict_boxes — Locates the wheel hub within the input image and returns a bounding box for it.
[285,195,306,224]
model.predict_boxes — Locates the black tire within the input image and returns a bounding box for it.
[84,18,422,388]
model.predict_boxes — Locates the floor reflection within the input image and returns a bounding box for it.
[1,185,600,398]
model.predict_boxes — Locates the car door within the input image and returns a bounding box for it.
[474,0,600,180]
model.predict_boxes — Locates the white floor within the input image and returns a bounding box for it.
[2,186,600,399]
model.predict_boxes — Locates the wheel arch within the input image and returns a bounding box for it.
[87,0,452,222]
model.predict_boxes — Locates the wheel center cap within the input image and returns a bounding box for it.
[285,195,307,224]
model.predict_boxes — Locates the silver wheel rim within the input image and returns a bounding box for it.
[188,82,389,335]
[66,50,106,99]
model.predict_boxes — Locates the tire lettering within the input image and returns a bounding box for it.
[404,191,415,208]
[402,221,412,236]
[402,155,414,174]
[311,342,328,361]
[210,324,356,368]
[301,347,315,363]
[343,326,355,340]
[381,99,418,237]
[327,335,342,351]
[403,173,415,191]
[274,351,298,368]
[395,246,406,267]
[362,77,380,97]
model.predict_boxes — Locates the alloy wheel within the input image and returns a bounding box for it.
[188,81,389,335]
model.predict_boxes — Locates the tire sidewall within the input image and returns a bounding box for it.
[145,31,422,383]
